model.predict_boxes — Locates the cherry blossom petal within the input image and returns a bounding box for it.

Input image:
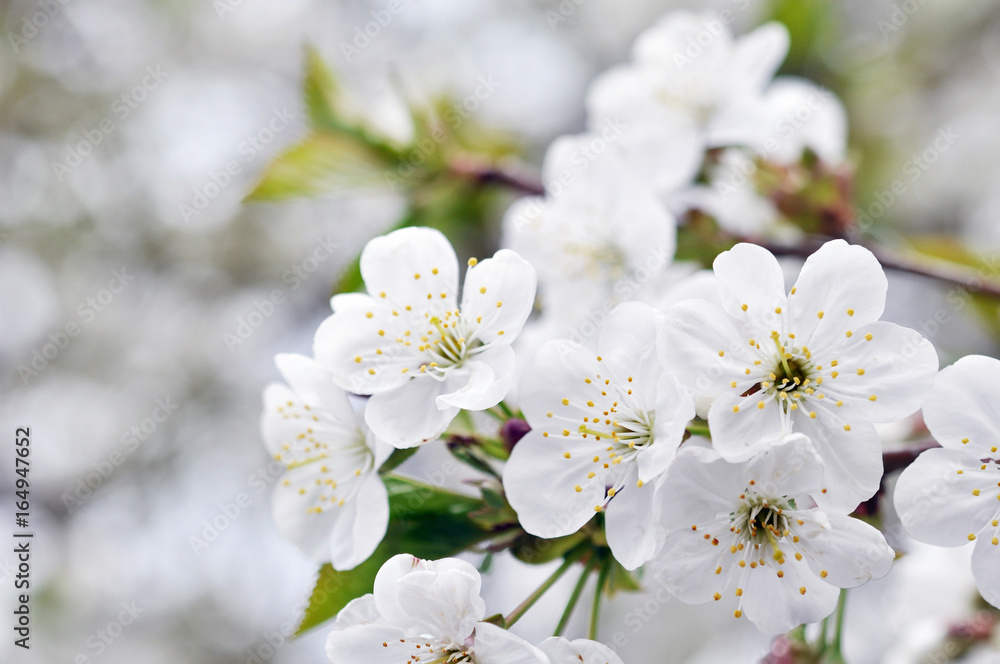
[364,378,460,448]
[786,240,887,354]
[971,522,1000,609]
[328,474,389,570]
[462,249,537,344]
[605,466,664,570]
[821,321,937,423]
[373,555,485,642]
[503,430,607,539]
[313,306,418,395]
[894,448,1000,547]
[795,511,895,588]
[712,242,787,329]
[436,346,515,411]
[473,622,550,664]
[740,553,840,634]
[360,226,460,312]
[922,355,1000,457]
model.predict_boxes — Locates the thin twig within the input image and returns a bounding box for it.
[449,159,1000,300]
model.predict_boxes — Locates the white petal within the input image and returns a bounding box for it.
[822,321,937,422]
[760,78,847,164]
[328,474,389,570]
[743,433,826,499]
[730,22,789,93]
[364,378,459,448]
[473,622,550,664]
[660,298,759,414]
[923,354,1000,457]
[360,226,460,312]
[658,446,743,529]
[795,511,895,588]
[333,595,383,629]
[436,345,514,411]
[597,302,664,394]
[373,555,485,641]
[893,448,1000,547]
[971,523,1000,609]
[707,390,789,462]
[605,466,663,570]
[325,622,410,664]
[274,353,357,423]
[637,373,696,482]
[537,637,625,664]
[502,430,605,539]
[712,243,787,328]
[313,307,417,395]
[740,553,840,635]
[652,521,731,605]
[461,249,537,343]
[794,410,883,512]
[786,240,887,354]
[330,292,377,312]
[518,340,599,427]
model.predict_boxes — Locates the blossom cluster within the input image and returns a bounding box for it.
[257,9,999,661]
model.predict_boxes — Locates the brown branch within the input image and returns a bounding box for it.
[450,160,1000,299]
[447,157,545,196]
[760,238,1000,299]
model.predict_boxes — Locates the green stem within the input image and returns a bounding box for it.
[685,419,712,438]
[555,554,600,636]
[498,400,515,419]
[589,556,612,640]
[505,546,588,628]
[828,589,849,662]
[484,408,506,423]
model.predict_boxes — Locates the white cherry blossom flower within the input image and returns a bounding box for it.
[653,436,895,634]
[503,302,695,570]
[314,227,537,448]
[587,11,790,149]
[502,133,681,303]
[661,240,938,510]
[894,355,1000,609]
[325,554,549,664]
[261,353,393,570]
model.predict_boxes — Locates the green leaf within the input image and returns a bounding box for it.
[302,45,344,130]
[246,131,393,201]
[296,475,488,634]
[378,447,419,474]
[510,531,590,565]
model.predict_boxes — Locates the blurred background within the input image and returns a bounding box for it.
[3,0,1000,662]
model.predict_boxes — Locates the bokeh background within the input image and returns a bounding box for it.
[3,0,1000,662]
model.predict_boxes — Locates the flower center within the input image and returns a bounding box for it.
[747,333,818,413]
[417,313,482,377]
